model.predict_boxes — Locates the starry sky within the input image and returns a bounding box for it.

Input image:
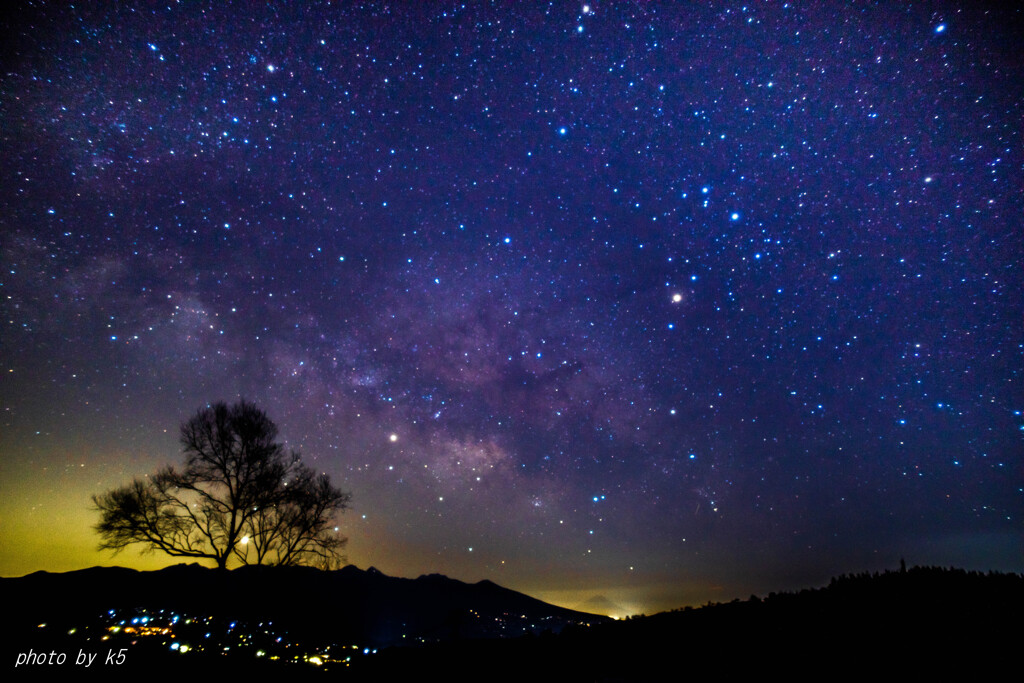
[1,2,1021,617]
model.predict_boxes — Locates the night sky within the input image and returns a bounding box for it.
[1,2,1021,617]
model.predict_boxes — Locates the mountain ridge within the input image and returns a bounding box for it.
[4,565,1020,679]
[2,562,607,648]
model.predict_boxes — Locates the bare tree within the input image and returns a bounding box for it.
[93,401,350,569]
[238,466,350,568]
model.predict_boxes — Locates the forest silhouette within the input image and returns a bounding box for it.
[4,564,1019,680]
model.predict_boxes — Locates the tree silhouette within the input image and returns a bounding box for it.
[93,400,350,569]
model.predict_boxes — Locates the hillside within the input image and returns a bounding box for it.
[4,564,1020,679]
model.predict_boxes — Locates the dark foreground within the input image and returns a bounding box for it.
[5,565,1021,680]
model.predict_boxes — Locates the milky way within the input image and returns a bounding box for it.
[1,2,1021,614]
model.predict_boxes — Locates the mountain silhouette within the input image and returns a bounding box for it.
[4,565,1020,680]
[3,563,606,648]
